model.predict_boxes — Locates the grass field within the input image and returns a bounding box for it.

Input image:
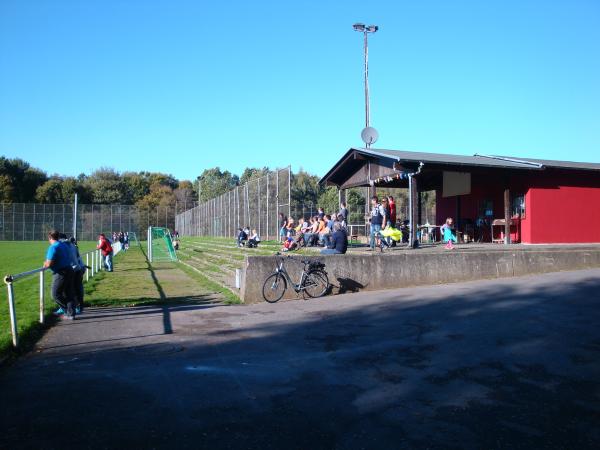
[0,240,98,360]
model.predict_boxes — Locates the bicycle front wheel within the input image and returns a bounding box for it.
[303,270,329,298]
[262,273,287,303]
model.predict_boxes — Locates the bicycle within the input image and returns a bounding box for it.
[262,253,329,303]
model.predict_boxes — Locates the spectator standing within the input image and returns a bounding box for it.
[441,217,458,249]
[369,196,387,250]
[387,196,397,228]
[278,213,287,242]
[321,223,348,255]
[67,237,86,313]
[317,207,325,220]
[97,233,114,272]
[338,203,348,228]
[43,230,76,319]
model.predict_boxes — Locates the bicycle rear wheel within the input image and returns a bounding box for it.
[262,273,287,303]
[303,270,329,298]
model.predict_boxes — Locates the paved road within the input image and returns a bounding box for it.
[2,269,600,449]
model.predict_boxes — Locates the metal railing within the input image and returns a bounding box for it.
[3,248,106,348]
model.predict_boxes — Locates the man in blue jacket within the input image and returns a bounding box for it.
[43,230,76,320]
[321,223,348,255]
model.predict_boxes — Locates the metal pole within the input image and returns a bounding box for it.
[32,203,36,240]
[73,193,78,240]
[288,166,291,220]
[266,174,270,240]
[6,281,18,347]
[39,270,45,324]
[86,253,90,281]
[363,30,370,131]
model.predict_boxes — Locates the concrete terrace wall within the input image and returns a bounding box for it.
[240,247,600,304]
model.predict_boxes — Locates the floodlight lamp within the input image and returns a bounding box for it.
[353,23,366,32]
[366,25,379,33]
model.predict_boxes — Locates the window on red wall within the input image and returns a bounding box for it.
[512,194,526,218]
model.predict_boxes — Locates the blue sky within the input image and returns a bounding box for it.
[1,0,599,181]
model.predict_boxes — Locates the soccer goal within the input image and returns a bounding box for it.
[147,227,178,263]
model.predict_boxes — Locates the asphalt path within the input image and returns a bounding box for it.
[1,269,599,449]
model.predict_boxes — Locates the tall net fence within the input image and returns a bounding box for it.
[0,203,180,241]
[176,167,291,240]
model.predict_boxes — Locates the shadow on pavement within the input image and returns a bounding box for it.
[1,271,599,449]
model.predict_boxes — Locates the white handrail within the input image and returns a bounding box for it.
[3,247,106,348]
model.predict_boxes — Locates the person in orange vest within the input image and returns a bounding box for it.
[97,233,114,272]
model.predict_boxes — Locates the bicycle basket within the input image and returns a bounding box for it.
[308,261,325,271]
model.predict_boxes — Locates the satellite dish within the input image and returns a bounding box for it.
[361,126,379,145]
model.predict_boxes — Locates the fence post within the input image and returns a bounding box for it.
[5,279,18,347]
[86,254,90,281]
[39,270,45,324]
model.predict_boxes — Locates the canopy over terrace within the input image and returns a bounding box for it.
[320,148,600,246]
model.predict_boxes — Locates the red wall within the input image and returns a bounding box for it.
[435,169,600,244]
[527,184,600,243]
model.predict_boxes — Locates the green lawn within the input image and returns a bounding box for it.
[0,240,97,361]
[85,244,238,307]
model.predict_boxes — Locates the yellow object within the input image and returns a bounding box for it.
[381,226,402,241]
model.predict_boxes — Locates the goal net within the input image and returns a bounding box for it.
[147,227,178,263]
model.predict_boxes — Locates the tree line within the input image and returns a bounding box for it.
[0,156,355,215]
[1,155,428,221]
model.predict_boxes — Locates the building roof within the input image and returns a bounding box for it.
[358,148,600,171]
[320,147,600,186]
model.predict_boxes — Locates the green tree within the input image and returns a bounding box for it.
[0,156,47,202]
[35,178,64,203]
[136,182,176,210]
[0,174,14,203]
[174,180,197,212]
[317,186,339,216]
[123,172,151,203]
[35,176,90,203]
[291,169,322,208]
[194,168,239,202]
[85,168,131,204]
[239,167,269,185]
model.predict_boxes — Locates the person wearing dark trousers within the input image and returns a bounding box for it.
[321,223,348,255]
[69,237,86,313]
[44,230,76,320]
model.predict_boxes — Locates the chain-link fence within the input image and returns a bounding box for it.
[0,203,180,241]
[176,167,291,240]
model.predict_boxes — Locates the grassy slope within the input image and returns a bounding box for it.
[0,241,97,360]
[84,245,238,307]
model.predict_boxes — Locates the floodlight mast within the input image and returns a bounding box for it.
[353,23,378,147]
